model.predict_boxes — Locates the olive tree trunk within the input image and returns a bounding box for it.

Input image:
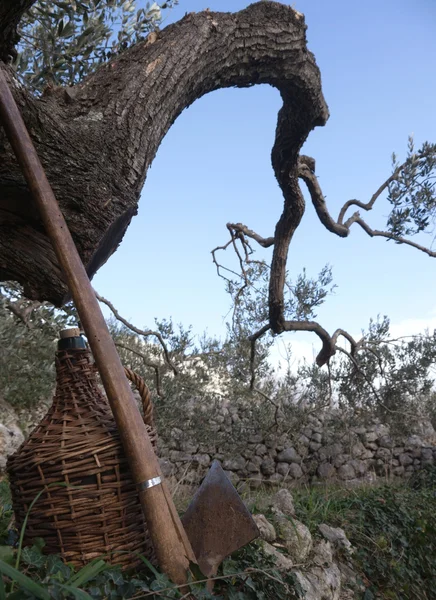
[0,1,328,306]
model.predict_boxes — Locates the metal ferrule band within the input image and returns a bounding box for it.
[137,476,162,491]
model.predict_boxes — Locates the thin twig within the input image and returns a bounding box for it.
[337,160,407,224]
[95,290,178,375]
[135,564,304,597]
[226,222,275,248]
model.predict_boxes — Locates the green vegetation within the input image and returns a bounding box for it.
[0,472,435,598]
[13,0,178,92]
[2,278,436,437]
[292,469,436,600]
[0,284,76,409]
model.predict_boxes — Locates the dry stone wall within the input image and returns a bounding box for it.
[157,406,436,488]
[1,393,436,491]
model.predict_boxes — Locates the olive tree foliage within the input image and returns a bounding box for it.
[296,315,436,430]
[0,283,76,408]
[12,0,177,92]
[335,317,436,414]
[104,263,335,430]
[388,138,436,239]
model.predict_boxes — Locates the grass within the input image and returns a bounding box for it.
[293,484,377,533]
[0,471,436,598]
[238,472,436,599]
[293,470,436,600]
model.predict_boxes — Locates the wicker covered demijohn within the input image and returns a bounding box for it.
[7,328,157,568]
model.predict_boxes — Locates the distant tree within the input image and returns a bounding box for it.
[331,316,436,419]
[1,275,435,432]
[0,283,76,408]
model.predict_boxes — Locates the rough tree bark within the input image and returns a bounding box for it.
[0,0,35,62]
[0,1,328,305]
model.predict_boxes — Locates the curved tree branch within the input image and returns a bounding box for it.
[227,223,275,249]
[246,317,367,389]
[337,161,407,225]
[281,319,336,366]
[297,158,349,236]
[0,2,328,305]
[346,215,436,257]
[297,155,436,257]
[330,328,362,355]
[95,290,178,375]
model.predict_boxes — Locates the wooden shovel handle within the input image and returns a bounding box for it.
[0,68,194,584]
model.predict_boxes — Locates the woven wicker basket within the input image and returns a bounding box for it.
[7,345,157,569]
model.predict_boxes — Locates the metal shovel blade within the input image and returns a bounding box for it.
[181,460,259,579]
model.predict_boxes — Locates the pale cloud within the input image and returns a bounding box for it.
[388,315,436,339]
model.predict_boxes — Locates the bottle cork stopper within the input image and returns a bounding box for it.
[59,327,81,339]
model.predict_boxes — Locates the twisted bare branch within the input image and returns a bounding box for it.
[297,155,436,257]
[227,223,275,249]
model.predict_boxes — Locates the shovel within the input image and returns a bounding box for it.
[0,69,259,588]
[182,460,260,589]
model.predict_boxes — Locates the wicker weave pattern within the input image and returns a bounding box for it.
[8,348,156,568]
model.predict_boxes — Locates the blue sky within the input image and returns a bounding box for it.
[93,0,436,366]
